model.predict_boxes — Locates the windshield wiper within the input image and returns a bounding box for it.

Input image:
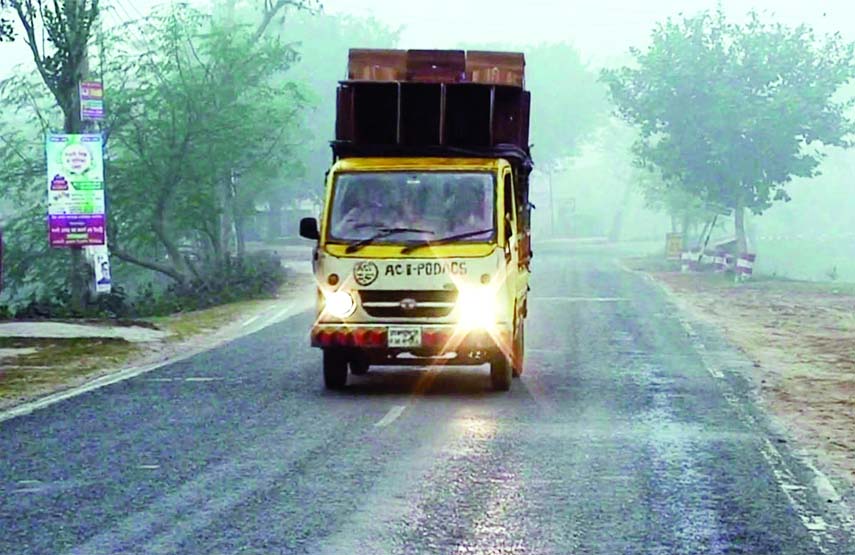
[400,228,493,254]
[345,227,435,254]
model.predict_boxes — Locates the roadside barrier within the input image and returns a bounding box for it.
[736,253,756,278]
[680,249,753,277]
[713,249,728,272]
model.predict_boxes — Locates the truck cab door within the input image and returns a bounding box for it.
[502,170,527,309]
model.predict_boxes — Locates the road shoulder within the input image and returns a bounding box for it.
[624,258,855,501]
[0,277,315,417]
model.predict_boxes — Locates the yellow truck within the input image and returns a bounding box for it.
[300,49,534,391]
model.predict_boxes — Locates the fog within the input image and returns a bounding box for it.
[2,0,855,287]
[317,0,855,282]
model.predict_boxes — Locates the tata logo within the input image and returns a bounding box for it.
[352,261,379,286]
[399,298,418,311]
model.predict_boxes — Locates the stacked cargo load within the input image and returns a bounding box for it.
[332,48,534,267]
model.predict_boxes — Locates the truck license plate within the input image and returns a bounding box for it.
[387,327,421,348]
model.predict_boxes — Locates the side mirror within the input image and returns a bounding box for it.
[299,217,320,240]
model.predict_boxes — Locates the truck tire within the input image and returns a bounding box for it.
[323,349,348,390]
[512,319,525,378]
[349,353,370,376]
[490,352,512,391]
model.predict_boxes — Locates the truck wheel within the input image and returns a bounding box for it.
[323,349,348,390]
[512,319,525,378]
[349,353,370,376]
[490,352,512,392]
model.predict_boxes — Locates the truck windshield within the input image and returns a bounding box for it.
[327,172,495,244]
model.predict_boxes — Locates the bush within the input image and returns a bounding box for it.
[10,286,131,319]
[130,251,290,316]
[2,252,290,319]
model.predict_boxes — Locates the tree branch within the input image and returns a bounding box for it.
[109,243,185,282]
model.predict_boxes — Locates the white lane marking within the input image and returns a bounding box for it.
[184,377,223,383]
[621,255,846,550]
[529,296,629,302]
[138,464,160,470]
[17,479,41,485]
[374,405,407,428]
[0,297,314,424]
[241,315,261,327]
[268,303,295,324]
[803,458,842,503]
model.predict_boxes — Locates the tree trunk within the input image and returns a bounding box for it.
[734,200,747,254]
[152,204,190,283]
[608,184,632,243]
[267,199,283,241]
[65,49,89,313]
[234,213,246,259]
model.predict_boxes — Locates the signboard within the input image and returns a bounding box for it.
[86,245,112,294]
[79,81,104,121]
[46,134,106,247]
[665,232,684,260]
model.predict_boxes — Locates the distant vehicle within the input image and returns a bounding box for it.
[300,49,534,391]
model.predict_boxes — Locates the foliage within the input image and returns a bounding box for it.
[526,43,609,165]
[635,164,708,234]
[602,9,855,250]
[271,10,400,198]
[3,251,289,318]
[0,0,13,41]
[99,3,309,284]
[0,4,397,317]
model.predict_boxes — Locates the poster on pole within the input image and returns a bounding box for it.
[86,245,112,294]
[46,134,106,247]
[665,232,684,260]
[79,81,105,121]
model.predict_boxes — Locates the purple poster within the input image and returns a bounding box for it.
[48,214,106,246]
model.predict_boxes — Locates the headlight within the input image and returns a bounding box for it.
[456,287,497,329]
[324,290,357,318]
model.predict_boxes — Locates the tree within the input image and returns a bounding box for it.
[274,11,400,203]
[102,4,309,284]
[601,9,855,253]
[635,166,707,238]
[0,0,13,41]
[526,43,609,165]
[5,0,101,311]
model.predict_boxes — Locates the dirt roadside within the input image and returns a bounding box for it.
[627,258,855,487]
[0,276,315,412]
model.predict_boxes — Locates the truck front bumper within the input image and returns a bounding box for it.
[310,323,511,358]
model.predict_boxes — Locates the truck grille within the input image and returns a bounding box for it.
[359,290,458,318]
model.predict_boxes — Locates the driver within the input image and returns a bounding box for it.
[448,180,489,235]
[335,179,388,235]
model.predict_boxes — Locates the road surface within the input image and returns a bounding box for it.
[1,245,852,554]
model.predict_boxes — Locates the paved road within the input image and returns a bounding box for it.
[1,246,853,554]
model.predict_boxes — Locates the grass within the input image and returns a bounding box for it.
[145,299,264,340]
[0,277,312,407]
[0,337,141,401]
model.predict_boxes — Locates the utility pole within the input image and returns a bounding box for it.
[67,11,91,313]
[547,168,556,236]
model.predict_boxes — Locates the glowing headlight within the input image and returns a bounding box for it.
[456,287,497,329]
[324,290,357,318]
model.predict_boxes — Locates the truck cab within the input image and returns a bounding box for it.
[300,49,534,391]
